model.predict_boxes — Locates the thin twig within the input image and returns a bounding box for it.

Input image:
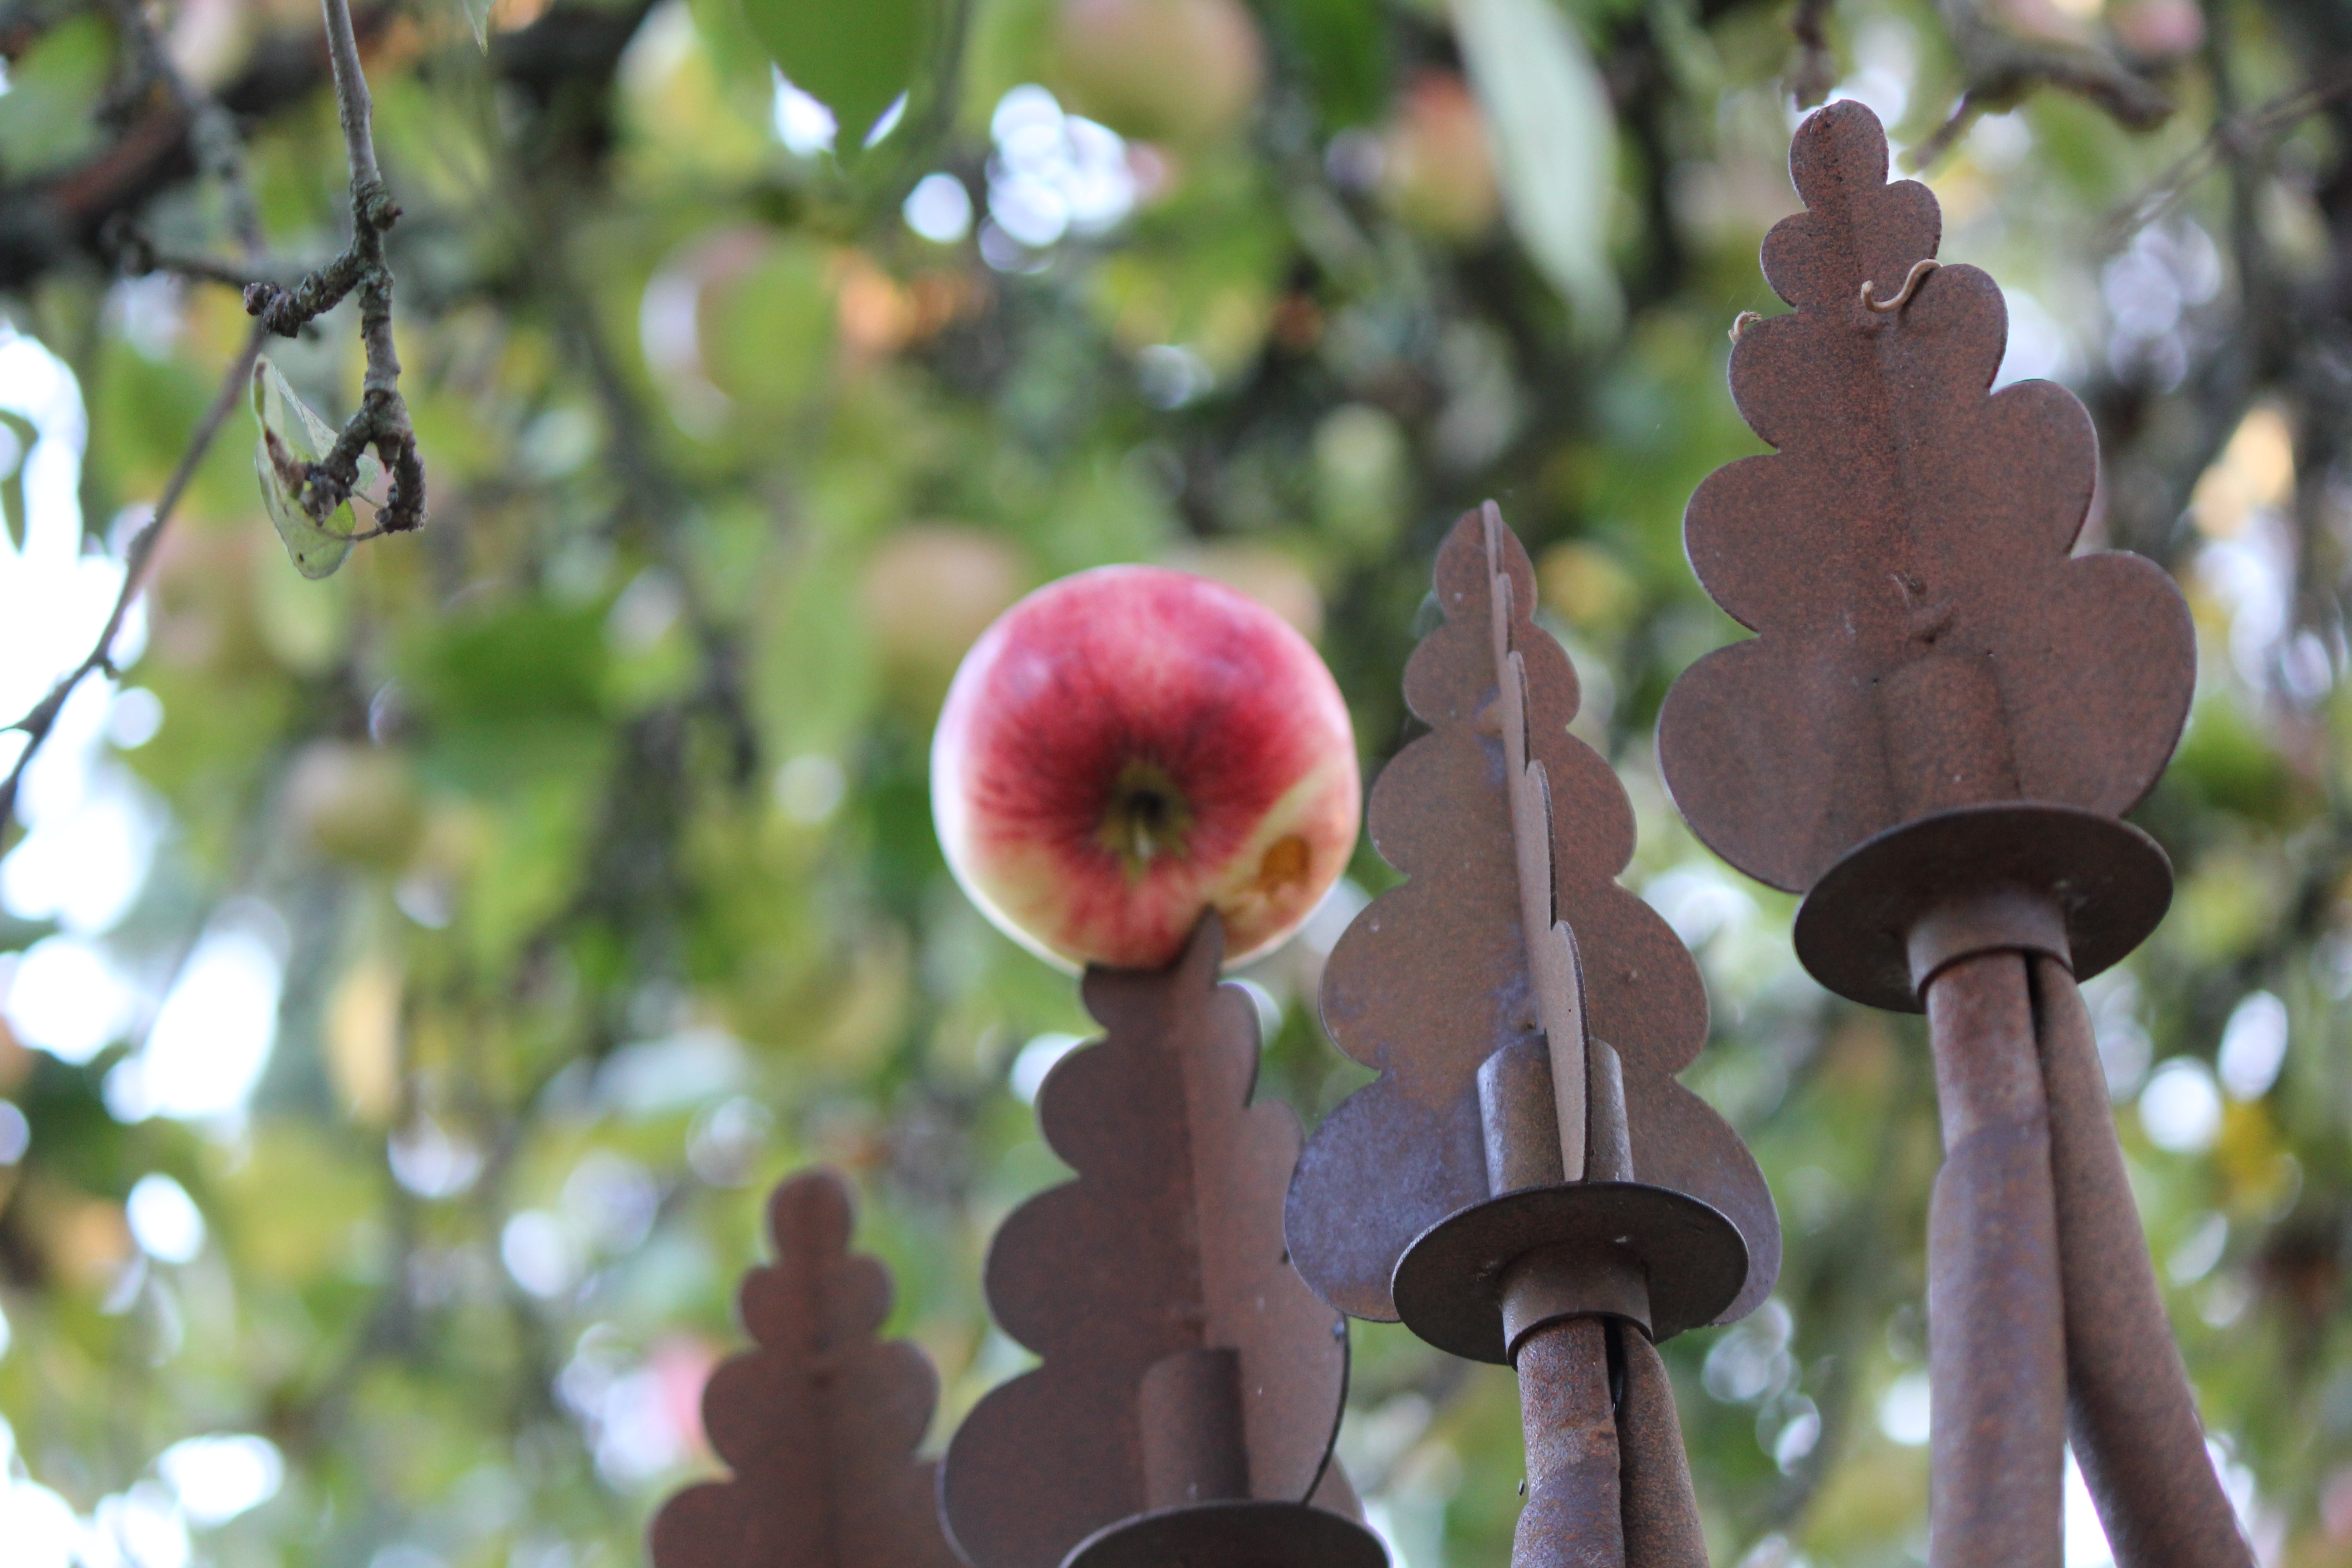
[505,161,760,787]
[1789,0,1837,108]
[1909,0,2173,171]
[0,322,269,830]
[101,215,270,291]
[240,0,426,534]
[2103,65,2352,247]
[100,0,266,261]
[545,267,761,787]
[321,0,384,198]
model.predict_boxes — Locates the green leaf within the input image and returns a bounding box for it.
[460,0,495,50]
[740,0,932,148]
[1451,0,1624,338]
[251,358,375,580]
[0,14,113,177]
[1264,0,1389,129]
[0,410,34,553]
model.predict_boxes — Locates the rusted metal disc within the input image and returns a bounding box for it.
[1389,1182,1748,1366]
[1061,1500,1389,1568]
[1792,802,2172,1014]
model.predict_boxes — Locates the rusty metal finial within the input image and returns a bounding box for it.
[1284,503,1779,1566]
[1660,100,2249,1568]
[650,1168,962,1568]
[1658,99,2195,1015]
[941,914,1383,1568]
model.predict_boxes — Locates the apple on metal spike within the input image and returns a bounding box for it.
[930,561,1384,1568]
[932,563,1361,973]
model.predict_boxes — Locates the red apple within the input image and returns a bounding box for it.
[932,565,1360,971]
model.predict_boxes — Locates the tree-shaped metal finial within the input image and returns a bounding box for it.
[1660,100,2249,1568]
[1659,101,2194,1012]
[941,915,1382,1568]
[1284,504,1779,1566]
[650,1168,961,1568]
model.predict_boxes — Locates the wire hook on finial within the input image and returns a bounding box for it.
[1860,258,1940,314]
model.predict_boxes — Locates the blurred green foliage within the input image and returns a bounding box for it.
[0,0,2349,1564]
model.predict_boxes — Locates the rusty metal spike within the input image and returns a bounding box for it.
[941,914,1382,1568]
[1282,503,1780,1566]
[649,1168,962,1568]
[1659,101,2190,1014]
[1657,98,2193,913]
[1484,512,1589,1181]
[2032,955,2254,1566]
[1658,101,2250,1568]
[1286,505,1778,1343]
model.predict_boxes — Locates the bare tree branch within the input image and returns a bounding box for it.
[0,321,269,830]
[1909,0,2174,170]
[1789,0,1837,108]
[3,0,432,831]
[100,213,272,290]
[101,0,265,261]
[2104,65,2352,248]
[240,0,425,534]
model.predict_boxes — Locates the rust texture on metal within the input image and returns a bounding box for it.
[648,1168,961,1568]
[1661,100,2250,1568]
[1511,1318,1622,1568]
[1285,506,1779,1336]
[1791,802,2171,1015]
[1615,1332,1710,1568]
[1656,99,2194,904]
[1284,504,1778,1566]
[2034,955,2254,1566]
[1505,1319,1707,1568]
[941,913,1380,1568]
[1060,1500,1389,1568]
[1923,953,2065,1568]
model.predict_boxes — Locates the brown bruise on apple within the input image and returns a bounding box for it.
[932,565,1361,972]
[1249,834,1311,895]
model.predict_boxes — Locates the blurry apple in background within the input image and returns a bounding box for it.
[1381,71,1499,243]
[2110,0,2204,59]
[644,227,834,423]
[862,524,1033,706]
[1160,540,1323,642]
[286,740,425,870]
[1991,0,2092,44]
[1051,0,1264,147]
[932,565,1359,972]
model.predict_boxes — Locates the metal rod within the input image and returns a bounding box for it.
[1483,1037,1569,1194]
[1480,1037,1631,1567]
[1583,1039,1633,1186]
[1512,1313,1626,1568]
[1922,950,2064,1568]
[1615,1328,1709,1568]
[2032,955,2254,1568]
[1138,1348,1250,1511]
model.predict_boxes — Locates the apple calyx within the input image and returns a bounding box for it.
[1099,757,1195,877]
